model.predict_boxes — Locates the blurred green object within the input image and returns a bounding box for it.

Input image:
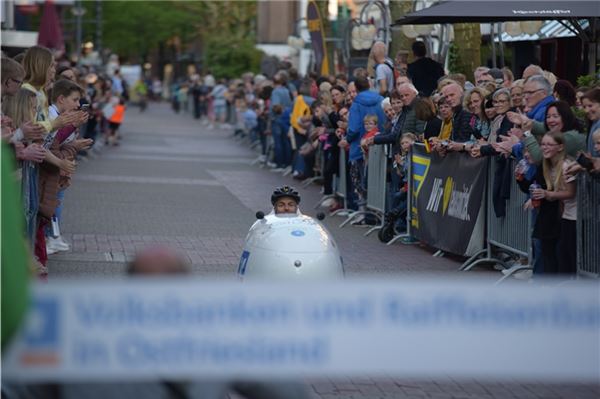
[1,142,30,349]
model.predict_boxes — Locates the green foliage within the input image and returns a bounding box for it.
[83,1,202,61]
[577,72,600,88]
[204,36,263,79]
[82,1,257,64]
[448,43,460,74]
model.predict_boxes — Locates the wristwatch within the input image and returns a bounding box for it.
[523,130,532,138]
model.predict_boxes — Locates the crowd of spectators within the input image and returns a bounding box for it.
[174,40,600,279]
[2,45,130,279]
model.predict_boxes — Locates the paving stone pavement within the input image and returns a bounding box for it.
[47,103,599,398]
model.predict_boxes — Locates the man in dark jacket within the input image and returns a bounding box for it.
[441,82,476,148]
[407,41,445,97]
[369,83,424,152]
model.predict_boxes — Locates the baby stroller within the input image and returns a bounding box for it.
[378,206,407,243]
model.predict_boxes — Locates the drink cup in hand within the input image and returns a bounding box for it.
[529,182,541,208]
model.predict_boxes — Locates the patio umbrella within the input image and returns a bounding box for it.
[37,0,65,53]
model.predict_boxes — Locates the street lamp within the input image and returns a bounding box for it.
[70,1,86,64]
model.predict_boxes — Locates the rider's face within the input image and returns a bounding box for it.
[275,197,298,214]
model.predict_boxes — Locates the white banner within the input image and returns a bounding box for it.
[3,278,599,382]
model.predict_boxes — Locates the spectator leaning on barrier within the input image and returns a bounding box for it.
[407,41,444,97]
[470,89,516,218]
[41,80,91,259]
[523,75,555,122]
[505,101,586,164]
[464,87,491,140]
[440,81,476,149]
[527,132,577,275]
[345,76,385,208]
[368,83,421,153]
[581,87,600,157]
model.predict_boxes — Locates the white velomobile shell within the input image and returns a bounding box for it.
[238,210,344,280]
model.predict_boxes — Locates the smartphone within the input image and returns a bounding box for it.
[80,104,90,111]
[576,153,594,170]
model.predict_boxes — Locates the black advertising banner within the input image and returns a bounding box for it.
[411,144,487,256]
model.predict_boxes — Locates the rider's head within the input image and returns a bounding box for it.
[271,185,300,214]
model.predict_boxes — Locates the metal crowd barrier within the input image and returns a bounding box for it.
[576,172,600,278]
[386,145,417,245]
[460,157,532,280]
[363,144,388,236]
[303,144,324,187]
[339,144,386,230]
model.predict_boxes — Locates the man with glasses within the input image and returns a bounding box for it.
[1,57,46,144]
[522,75,555,122]
[1,57,25,97]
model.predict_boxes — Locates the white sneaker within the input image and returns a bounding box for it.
[46,243,58,255]
[47,236,70,252]
[321,198,335,207]
[513,269,533,280]
[55,236,71,251]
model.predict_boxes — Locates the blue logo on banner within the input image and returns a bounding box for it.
[238,251,250,275]
[291,230,305,237]
[24,297,59,349]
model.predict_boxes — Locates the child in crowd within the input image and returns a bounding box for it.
[2,89,46,171]
[594,129,600,153]
[43,79,92,257]
[360,114,379,162]
[107,97,126,146]
[37,79,89,267]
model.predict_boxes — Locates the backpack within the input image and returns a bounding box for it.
[376,59,397,96]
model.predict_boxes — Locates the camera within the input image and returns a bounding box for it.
[576,153,594,171]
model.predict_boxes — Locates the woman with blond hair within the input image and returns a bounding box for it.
[21,46,78,271]
[529,131,577,274]
[463,87,490,139]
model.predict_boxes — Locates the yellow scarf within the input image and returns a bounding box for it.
[438,118,453,140]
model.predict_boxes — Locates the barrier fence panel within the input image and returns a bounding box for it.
[487,158,530,256]
[365,144,387,214]
[363,144,388,236]
[462,157,532,276]
[336,147,347,201]
[302,145,324,187]
[330,148,352,216]
[577,172,600,278]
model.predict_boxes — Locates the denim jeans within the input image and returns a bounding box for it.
[46,189,66,238]
[531,209,544,275]
[349,159,367,207]
[22,162,39,250]
[292,130,307,175]
[272,120,291,168]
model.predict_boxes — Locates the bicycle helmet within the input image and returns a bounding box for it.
[271,185,301,205]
